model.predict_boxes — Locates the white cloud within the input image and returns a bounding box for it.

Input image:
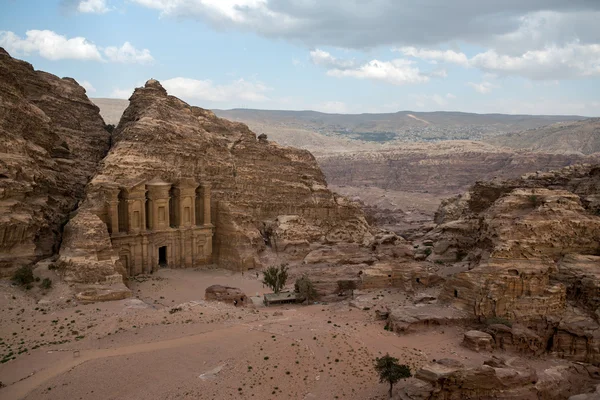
[412,93,455,108]
[0,30,154,64]
[78,0,111,13]
[110,87,135,99]
[327,59,430,86]
[0,30,102,61]
[398,47,469,66]
[161,77,271,103]
[80,80,96,93]
[104,42,154,64]
[467,81,499,94]
[132,0,272,23]
[315,101,349,114]
[470,43,600,80]
[310,49,354,69]
[130,1,600,52]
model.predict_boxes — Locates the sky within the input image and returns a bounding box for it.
[1,0,599,116]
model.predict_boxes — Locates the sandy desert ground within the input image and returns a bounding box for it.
[1,268,500,399]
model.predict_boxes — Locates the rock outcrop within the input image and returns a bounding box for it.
[405,357,600,400]
[427,164,600,364]
[0,48,111,276]
[318,143,599,196]
[205,285,250,307]
[462,330,494,352]
[63,79,375,285]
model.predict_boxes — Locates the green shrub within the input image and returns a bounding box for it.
[262,264,288,294]
[424,248,432,256]
[40,278,52,290]
[295,275,318,304]
[375,354,411,398]
[12,266,34,286]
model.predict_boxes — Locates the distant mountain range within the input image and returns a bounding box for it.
[487,118,600,155]
[92,98,586,143]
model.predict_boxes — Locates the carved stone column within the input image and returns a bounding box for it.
[203,183,211,226]
[106,188,120,234]
[146,178,172,231]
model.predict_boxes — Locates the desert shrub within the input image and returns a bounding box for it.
[295,275,318,304]
[485,316,512,328]
[424,248,432,256]
[40,278,52,289]
[12,266,34,286]
[456,249,468,261]
[527,195,543,207]
[337,280,358,298]
[262,264,288,294]
[375,354,411,398]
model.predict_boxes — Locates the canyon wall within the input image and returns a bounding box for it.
[0,48,110,275]
[73,79,371,278]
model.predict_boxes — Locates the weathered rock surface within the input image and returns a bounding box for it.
[205,285,250,307]
[487,118,600,155]
[0,48,111,275]
[428,164,600,364]
[75,79,372,275]
[406,358,600,400]
[570,384,600,400]
[387,304,469,334]
[462,330,494,352]
[318,142,599,196]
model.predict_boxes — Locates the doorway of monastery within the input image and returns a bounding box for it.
[158,246,168,267]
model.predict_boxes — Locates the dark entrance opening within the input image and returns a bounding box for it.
[454,289,459,298]
[158,246,168,267]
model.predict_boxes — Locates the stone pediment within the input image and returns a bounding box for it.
[145,177,171,186]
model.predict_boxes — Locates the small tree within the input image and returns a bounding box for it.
[12,265,34,286]
[337,280,358,299]
[375,354,411,399]
[295,275,318,304]
[262,264,288,294]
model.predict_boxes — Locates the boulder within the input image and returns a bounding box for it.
[387,304,470,334]
[205,285,251,307]
[463,330,494,352]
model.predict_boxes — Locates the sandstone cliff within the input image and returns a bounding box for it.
[427,164,600,364]
[0,48,110,275]
[70,79,371,280]
[318,142,600,196]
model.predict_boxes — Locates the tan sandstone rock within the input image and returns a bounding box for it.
[0,48,110,275]
[205,285,251,307]
[463,330,494,352]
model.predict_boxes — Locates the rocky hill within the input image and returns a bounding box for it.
[487,118,600,155]
[318,141,599,195]
[214,108,585,143]
[424,164,600,364]
[64,79,379,287]
[0,48,111,275]
[92,98,587,148]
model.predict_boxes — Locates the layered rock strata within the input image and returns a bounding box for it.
[63,79,373,285]
[0,48,111,275]
[426,164,600,364]
[406,358,600,399]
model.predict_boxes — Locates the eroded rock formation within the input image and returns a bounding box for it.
[426,164,600,364]
[60,79,375,287]
[406,357,600,399]
[0,48,111,276]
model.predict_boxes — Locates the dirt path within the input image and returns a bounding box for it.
[4,324,251,399]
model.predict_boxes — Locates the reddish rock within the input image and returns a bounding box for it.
[205,285,250,307]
